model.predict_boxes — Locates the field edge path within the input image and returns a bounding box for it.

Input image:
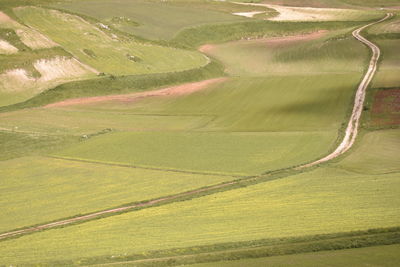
[297,13,393,169]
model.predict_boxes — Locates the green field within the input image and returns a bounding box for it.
[0,0,399,265]
[188,244,400,267]
[55,131,335,175]
[54,0,258,40]
[203,29,367,76]
[369,16,400,88]
[0,155,232,233]
[0,128,398,265]
[13,7,208,75]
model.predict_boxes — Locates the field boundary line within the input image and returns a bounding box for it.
[48,155,245,178]
[0,15,392,242]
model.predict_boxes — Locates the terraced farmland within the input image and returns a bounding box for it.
[0,0,399,266]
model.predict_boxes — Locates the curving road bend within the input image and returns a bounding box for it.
[0,14,393,241]
[298,13,393,169]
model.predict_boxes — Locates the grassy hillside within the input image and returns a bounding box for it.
[0,129,399,265]
[0,1,398,266]
[54,0,254,40]
[0,156,232,233]
[13,7,208,75]
[54,131,335,176]
[188,244,400,267]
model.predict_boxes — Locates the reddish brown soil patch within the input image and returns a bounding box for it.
[45,77,227,108]
[258,30,328,45]
[371,89,400,126]
[198,44,215,53]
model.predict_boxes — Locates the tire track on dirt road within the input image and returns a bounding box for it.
[0,14,392,241]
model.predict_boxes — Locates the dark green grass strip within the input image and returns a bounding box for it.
[40,227,400,266]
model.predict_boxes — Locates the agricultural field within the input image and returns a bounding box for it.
[0,0,399,266]
[188,244,400,267]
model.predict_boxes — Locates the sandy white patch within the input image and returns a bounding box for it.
[0,56,97,93]
[234,2,373,22]
[34,57,97,82]
[0,69,35,92]
[232,11,265,18]
[0,10,58,49]
[0,39,18,54]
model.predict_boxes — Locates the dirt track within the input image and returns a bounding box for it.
[297,13,393,169]
[0,15,392,241]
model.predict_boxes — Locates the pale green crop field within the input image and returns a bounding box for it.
[188,244,400,267]
[54,131,335,175]
[1,129,399,265]
[0,155,232,233]
[0,108,212,135]
[203,29,367,76]
[339,129,400,174]
[55,0,253,40]
[68,74,361,133]
[369,17,400,88]
[13,7,207,75]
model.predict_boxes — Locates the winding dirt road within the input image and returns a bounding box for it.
[297,13,393,169]
[0,14,392,241]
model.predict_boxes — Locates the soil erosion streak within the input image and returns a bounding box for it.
[0,14,392,241]
[297,13,393,169]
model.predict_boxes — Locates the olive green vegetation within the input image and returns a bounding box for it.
[0,129,399,265]
[188,244,400,267]
[13,7,208,75]
[203,29,366,76]
[0,59,224,112]
[171,20,364,48]
[339,129,400,174]
[55,131,335,176]
[0,131,77,161]
[0,156,232,233]
[368,16,400,88]
[54,0,254,40]
[0,108,213,135]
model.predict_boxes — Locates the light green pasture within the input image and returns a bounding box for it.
[55,131,335,176]
[1,129,399,265]
[188,244,400,267]
[203,29,367,76]
[55,0,251,40]
[13,7,207,75]
[0,156,232,233]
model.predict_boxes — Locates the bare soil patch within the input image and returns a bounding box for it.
[45,78,228,108]
[371,89,400,126]
[0,39,18,54]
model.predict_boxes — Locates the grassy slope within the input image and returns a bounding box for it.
[54,131,335,176]
[43,29,368,174]
[54,0,251,40]
[0,156,232,233]
[0,129,399,265]
[205,30,365,76]
[188,244,400,267]
[369,16,400,88]
[13,7,207,75]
